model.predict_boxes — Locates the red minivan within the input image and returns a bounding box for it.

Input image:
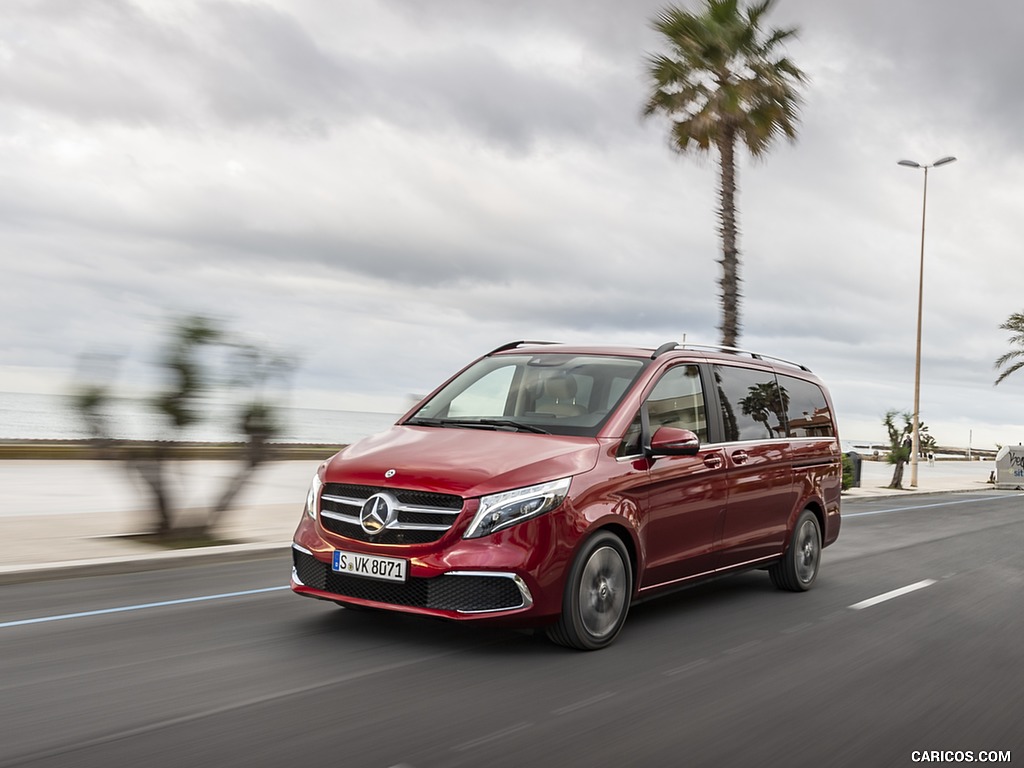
[291,341,842,650]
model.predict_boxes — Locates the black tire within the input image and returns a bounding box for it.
[546,531,632,651]
[769,509,821,592]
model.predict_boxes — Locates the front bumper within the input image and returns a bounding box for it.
[292,545,533,615]
[290,510,570,621]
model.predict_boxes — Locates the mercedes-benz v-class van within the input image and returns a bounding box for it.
[291,341,842,650]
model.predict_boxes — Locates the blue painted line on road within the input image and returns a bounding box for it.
[0,586,289,629]
[844,493,1023,518]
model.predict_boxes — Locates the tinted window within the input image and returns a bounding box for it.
[779,374,834,437]
[714,365,786,441]
[645,365,707,441]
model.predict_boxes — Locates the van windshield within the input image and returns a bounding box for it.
[405,353,648,437]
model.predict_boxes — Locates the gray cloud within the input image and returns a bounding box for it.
[2,0,1024,446]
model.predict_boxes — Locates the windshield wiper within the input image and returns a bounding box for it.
[471,418,550,434]
[405,417,548,434]
[404,417,457,428]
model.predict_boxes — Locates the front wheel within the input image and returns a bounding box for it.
[769,509,821,592]
[546,532,632,651]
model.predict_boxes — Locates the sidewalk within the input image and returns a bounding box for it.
[845,458,995,498]
[0,458,999,584]
[0,459,317,584]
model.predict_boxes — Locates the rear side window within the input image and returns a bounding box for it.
[713,365,786,441]
[714,365,835,440]
[778,374,835,437]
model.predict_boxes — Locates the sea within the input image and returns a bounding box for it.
[0,391,400,446]
[1,391,892,456]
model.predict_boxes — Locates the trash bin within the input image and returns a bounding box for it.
[844,451,862,488]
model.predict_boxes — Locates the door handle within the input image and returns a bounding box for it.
[703,455,723,469]
[731,450,749,465]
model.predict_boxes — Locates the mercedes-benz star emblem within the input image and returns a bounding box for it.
[359,492,397,534]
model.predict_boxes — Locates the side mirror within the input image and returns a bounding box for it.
[647,426,701,457]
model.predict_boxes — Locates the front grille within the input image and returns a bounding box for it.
[292,549,526,613]
[319,483,464,544]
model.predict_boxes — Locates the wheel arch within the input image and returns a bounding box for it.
[804,500,825,539]
[787,497,825,551]
[589,521,639,594]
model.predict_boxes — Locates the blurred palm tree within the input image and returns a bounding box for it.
[643,0,805,347]
[883,410,935,489]
[74,314,294,539]
[994,312,1024,385]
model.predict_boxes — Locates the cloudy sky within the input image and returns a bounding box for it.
[1,0,1021,447]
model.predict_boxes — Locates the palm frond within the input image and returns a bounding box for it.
[994,312,1024,385]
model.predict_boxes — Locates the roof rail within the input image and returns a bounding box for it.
[487,340,560,355]
[651,342,681,359]
[651,342,811,372]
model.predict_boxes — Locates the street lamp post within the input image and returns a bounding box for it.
[897,155,957,488]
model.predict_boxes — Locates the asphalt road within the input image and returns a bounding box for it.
[2,492,1022,768]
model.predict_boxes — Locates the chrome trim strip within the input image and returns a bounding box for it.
[719,438,797,448]
[321,510,361,525]
[638,567,716,594]
[637,554,779,594]
[395,504,462,515]
[444,571,533,614]
[321,493,363,507]
[290,544,312,587]
[719,554,779,571]
[615,452,644,462]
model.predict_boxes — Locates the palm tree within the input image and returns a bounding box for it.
[738,381,789,436]
[882,409,934,489]
[883,410,912,490]
[643,0,805,347]
[994,312,1024,385]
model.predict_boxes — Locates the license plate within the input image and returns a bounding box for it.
[332,550,407,583]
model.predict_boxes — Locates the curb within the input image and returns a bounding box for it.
[0,542,290,586]
[842,485,998,499]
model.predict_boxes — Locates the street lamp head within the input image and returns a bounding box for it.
[898,159,922,168]
[933,156,957,167]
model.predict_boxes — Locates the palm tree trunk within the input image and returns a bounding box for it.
[130,456,175,536]
[207,437,270,532]
[717,130,741,348]
[888,459,905,490]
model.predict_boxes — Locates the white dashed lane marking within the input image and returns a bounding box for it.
[849,579,937,610]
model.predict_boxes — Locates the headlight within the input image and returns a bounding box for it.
[304,471,323,520]
[464,477,571,539]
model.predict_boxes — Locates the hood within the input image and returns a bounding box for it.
[323,425,600,498]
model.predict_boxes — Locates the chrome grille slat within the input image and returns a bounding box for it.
[321,511,360,524]
[394,504,461,516]
[321,494,363,507]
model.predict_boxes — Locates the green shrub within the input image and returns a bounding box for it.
[841,453,855,491]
